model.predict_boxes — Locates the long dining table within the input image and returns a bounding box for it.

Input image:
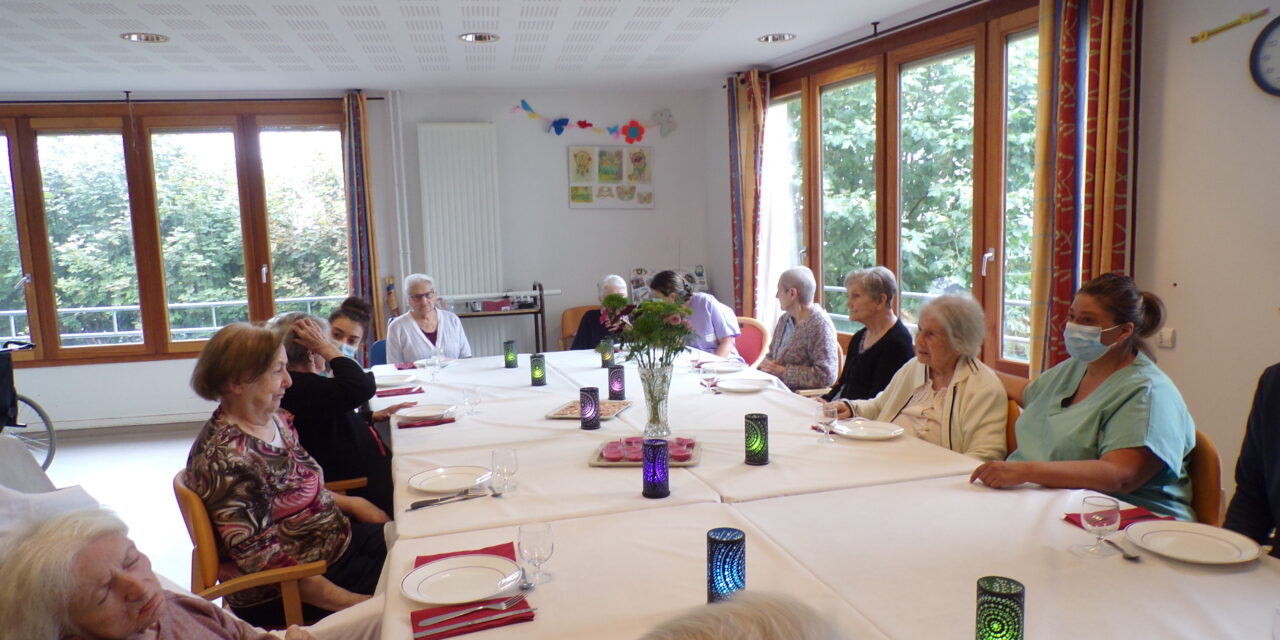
[368,350,1280,639]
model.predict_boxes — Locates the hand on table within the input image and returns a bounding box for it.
[282,625,315,640]
[372,401,416,422]
[758,359,785,376]
[969,461,1030,488]
[828,401,852,420]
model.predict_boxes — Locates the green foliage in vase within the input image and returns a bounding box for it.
[600,293,692,369]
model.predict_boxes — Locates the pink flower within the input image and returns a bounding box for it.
[665,314,683,326]
[622,120,645,144]
[682,319,693,330]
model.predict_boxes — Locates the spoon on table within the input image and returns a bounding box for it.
[1104,538,1140,561]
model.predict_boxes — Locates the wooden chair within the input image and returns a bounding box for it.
[1188,430,1223,526]
[1004,399,1020,459]
[560,305,600,350]
[173,471,327,627]
[794,340,847,398]
[735,316,769,368]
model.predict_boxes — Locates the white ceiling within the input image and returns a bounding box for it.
[0,0,946,94]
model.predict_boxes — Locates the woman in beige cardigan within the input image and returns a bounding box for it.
[829,294,1007,461]
[758,267,839,391]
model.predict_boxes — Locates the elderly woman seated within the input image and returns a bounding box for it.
[386,273,472,363]
[570,274,629,350]
[971,274,1196,520]
[822,266,915,402]
[273,313,394,516]
[0,507,381,639]
[829,294,1007,462]
[757,266,838,390]
[186,323,388,628]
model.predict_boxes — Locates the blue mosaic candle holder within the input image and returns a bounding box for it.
[976,576,1024,640]
[642,438,670,499]
[608,365,625,401]
[579,387,601,430]
[706,527,746,603]
[744,413,769,466]
[530,353,546,386]
[599,339,615,367]
[503,340,518,368]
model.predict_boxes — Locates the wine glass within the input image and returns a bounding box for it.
[422,356,443,382]
[518,522,555,585]
[700,370,718,394]
[1073,496,1120,558]
[817,403,838,443]
[463,385,481,416]
[491,448,518,492]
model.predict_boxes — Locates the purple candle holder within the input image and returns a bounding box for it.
[642,438,670,498]
[608,365,625,401]
[579,387,600,430]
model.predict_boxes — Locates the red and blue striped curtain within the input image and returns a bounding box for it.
[1030,0,1140,373]
[343,91,384,350]
[726,70,768,317]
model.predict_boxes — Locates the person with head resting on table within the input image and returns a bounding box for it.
[970,273,1196,520]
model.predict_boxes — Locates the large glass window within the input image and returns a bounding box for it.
[261,128,349,319]
[1001,30,1039,363]
[152,130,247,342]
[0,135,29,341]
[897,48,976,325]
[820,75,878,332]
[36,132,143,347]
[758,97,805,331]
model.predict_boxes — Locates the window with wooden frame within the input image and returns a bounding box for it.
[765,0,1038,375]
[0,100,349,366]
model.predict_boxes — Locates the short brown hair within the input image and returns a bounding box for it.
[190,322,285,401]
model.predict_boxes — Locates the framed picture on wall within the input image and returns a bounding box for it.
[568,145,654,209]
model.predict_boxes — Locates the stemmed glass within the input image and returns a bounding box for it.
[491,448,518,493]
[1074,495,1120,557]
[816,403,838,443]
[422,356,443,382]
[700,369,719,394]
[518,522,554,585]
[463,385,481,416]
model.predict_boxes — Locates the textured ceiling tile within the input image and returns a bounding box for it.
[633,6,671,18]
[225,19,270,30]
[577,6,614,18]
[337,4,380,17]
[347,19,387,31]
[273,4,319,18]
[688,7,729,18]
[162,18,211,30]
[571,19,606,30]
[30,17,88,29]
[353,32,392,43]
[565,32,599,42]
[519,19,554,31]
[624,20,661,32]
[400,5,439,17]
[184,32,228,43]
[284,19,328,31]
[405,19,443,30]
[675,20,713,31]
[229,64,263,71]
[206,4,256,17]
[461,5,499,18]
[138,3,188,16]
[462,19,499,31]
[68,3,125,17]
[515,32,548,42]
[297,32,338,42]
[408,32,444,43]
[521,6,556,18]
[2,2,56,16]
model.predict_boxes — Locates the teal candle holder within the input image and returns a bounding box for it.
[706,527,746,602]
[976,576,1024,640]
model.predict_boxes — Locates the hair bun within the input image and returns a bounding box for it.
[1137,291,1164,338]
[338,296,372,322]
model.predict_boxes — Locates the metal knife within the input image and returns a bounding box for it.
[407,493,484,512]
[412,607,536,639]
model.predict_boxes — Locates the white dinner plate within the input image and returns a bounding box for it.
[701,361,747,374]
[414,356,458,368]
[400,554,522,605]
[407,465,494,494]
[832,419,905,441]
[715,378,771,393]
[396,404,456,420]
[1124,520,1260,564]
[375,373,415,388]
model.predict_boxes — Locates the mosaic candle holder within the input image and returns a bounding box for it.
[976,576,1024,640]
[642,438,670,499]
[744,413,769,466]
[607,365,626,401]
[599,339,615,367]
[503,340,518,368]
[530,353,546,386]
[706,527,746,603]
[579,387,601,430]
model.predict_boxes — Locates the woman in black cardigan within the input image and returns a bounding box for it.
[823,267,915,403]
[276,313,394,516]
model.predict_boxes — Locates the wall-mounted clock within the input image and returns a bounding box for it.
[1250,15,1280,96]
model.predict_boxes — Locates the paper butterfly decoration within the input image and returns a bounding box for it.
[652,108,677,137]
[550,118,570,135]
[513,100,674,144]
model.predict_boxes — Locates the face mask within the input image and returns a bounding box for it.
[1063,322,1121,363]
[339,343,359,360]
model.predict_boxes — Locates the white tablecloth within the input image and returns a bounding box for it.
[391,436,722,539]
[381,503,890,640]
[735,475,1280,639]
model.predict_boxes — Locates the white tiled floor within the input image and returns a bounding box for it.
[46,423,201,589]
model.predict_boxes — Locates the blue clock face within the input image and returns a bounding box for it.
[1251,16,1280,96]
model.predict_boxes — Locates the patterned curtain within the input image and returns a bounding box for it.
[1029,0,1140,373]
[726,70,769,317]
[343,90,384,353]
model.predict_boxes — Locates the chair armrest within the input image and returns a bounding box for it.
[324,477,368,494]
[199,560,328,628]
[795,388,831,398]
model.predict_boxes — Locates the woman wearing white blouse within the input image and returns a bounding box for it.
[386,274,472,363]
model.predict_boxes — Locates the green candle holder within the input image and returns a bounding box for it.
[976,576,1024,640]
[530,353,547,386]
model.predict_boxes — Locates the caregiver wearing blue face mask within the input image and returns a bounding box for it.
[970,273,1197,520]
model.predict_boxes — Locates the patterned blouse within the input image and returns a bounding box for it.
[763,304,840,390]
[185,408,351,608]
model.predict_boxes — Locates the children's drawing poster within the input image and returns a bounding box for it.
[568,145,654,209]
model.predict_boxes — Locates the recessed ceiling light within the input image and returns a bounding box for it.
[120,32,170,44]
[757,33,797,43]
[458,32,499,44]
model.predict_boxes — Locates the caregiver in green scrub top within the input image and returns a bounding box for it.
[970,273,1196,520]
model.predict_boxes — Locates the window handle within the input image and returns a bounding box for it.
[980,249,995,277]
[15,273,31,291]
[260,264,268,284]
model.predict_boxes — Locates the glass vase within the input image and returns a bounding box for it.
[639,364,673,438]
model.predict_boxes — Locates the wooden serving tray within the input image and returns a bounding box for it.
[547,399,632,420]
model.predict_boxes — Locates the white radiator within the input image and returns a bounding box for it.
[417,123,527,356]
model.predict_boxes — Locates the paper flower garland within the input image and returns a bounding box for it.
[513,100,675,144]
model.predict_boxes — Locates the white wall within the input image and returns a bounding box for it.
[15,359,213,430]
[1136,0,1280,495]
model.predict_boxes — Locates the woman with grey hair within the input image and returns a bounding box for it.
[570,274,628,350]
[833,294,1006,461]
[386,273,472,364]
[823,266,915,402]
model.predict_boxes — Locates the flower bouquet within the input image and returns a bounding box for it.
[600,293,692,437]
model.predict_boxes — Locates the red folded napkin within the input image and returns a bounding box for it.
[1062,506,1173,530]
[377,386,423,398]
[410,542,535,639]
[395,362,416,370]
[398,417,456,429]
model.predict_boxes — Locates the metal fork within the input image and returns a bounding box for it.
[407,486,489,511]
[416,592,528,627]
